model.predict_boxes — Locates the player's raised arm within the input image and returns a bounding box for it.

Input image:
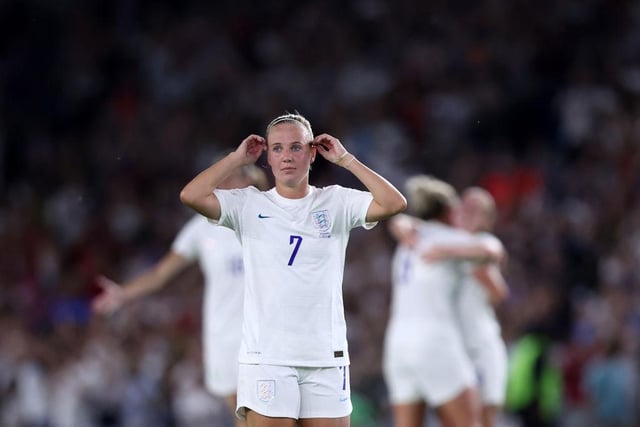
[473,263,510,306]
[180,134,265,220]
[421,237,506,264]
[313,133,407,222]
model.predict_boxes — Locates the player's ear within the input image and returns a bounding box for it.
[310,143,316,164]
[264,140,272,167]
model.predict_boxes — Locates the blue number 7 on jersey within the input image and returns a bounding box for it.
[288,235,303,266]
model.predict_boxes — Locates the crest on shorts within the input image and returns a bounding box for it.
[311,210,331,237]
[257,380,275,402]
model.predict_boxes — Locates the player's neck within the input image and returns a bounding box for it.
[275,182,310,199]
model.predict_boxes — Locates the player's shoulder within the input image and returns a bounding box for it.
[220,185,266,198]
[314,184,370,199]
[313,184,341,193]
[418,221,475,244]
[246,184,266,194]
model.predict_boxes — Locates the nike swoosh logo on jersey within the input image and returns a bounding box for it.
[258,213,272,219]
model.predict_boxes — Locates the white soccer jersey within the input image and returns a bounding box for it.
[171,215,245,395]
[214,185,375,367]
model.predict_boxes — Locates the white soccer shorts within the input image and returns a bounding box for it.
[236,363,352,420]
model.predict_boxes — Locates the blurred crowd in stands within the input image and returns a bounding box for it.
[1,0,639,425]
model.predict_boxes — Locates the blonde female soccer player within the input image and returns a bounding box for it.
[180,112,406,427]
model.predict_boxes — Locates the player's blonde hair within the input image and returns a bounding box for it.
[265,112,314,141]
[404,174,458,221]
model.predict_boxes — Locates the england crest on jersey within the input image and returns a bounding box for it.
[312,209,331,238]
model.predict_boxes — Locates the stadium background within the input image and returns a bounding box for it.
[1,0,639,425]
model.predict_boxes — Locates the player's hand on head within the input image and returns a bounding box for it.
[239,134,266,164]
[312,134,348,163]
[92,275,125,315]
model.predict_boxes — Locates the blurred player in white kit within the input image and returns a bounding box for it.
[92,163,269,427]
[383,175,505,427]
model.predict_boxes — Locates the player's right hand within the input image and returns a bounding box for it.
[92,275,125,315]
[237,134,266,164]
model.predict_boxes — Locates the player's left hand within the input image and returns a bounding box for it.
[312,134,349,164]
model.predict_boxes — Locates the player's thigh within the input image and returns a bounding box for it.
[435,386,481,427]
[481,405,499,427]
[298,415,350,427]
[223,395,247,427]
[245,409,296,427]
[391,401,427,427]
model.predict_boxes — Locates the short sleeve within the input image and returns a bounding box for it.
[171,215,204,261]
[339,186,377,230]
[213,187,250,231]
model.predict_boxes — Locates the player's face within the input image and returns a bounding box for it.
[459,195,483,232]
[266,122,315,188]
[452,203,466,229]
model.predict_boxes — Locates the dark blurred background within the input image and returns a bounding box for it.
[1,0,639,426]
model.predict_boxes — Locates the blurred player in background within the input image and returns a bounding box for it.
[179,112,407,427]
[423,187,509,427]
[92,163,269,427]
[383,175,502,427]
